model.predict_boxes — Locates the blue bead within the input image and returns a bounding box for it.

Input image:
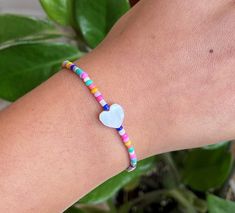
[85,79,93,86]
[103,104,110,111]
[70,64,76,71]
[116,126,123,131]
[75,68,83,75]
[128,147,134,153]
[131,158,137,163]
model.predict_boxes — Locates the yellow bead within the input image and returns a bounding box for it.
[66,62,73,69]
[91,87,98,94]
[125,141,132,147]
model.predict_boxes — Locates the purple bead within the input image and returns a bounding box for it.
[70,64,76,71]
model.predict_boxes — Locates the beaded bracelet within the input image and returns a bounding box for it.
[62,60,137,172]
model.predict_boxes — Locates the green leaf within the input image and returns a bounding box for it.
[0,42,81,101]
[40,0,70,26]
[1,33,65,50]
[64,206,84,213]
[203,141,229,150]
[182,145,233,191]
[207,194,235,213]
[123,176,141,191]
[106,0,130,31]
[0,14,55,44]
[74,0,130,48]
[79,156,157,204]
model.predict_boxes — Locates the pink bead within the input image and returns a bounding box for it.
[81,72,88,79]
[88,83,96,89]
[130,153,136,159]
[96,95,103,102]
[122,134,129,142]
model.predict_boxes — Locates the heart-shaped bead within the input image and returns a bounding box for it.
[99,104,124,128]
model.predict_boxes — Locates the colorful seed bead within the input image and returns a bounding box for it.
[130,153,136,158]
[128,147,134,153]
[70,64,76,71]
[131,158,137,163]
[79,72,85,79]
[94,91,101,97]
[118,129,126,136]
[85,79,93,86]
[72,66,77,72]
[62,60,137,172]
[62,61,68,67]
[99,99,107,106]
[96,95,103,102]
[121,133,129,142]
[124,141,132,148]
[91,87,98,94]
[103,104,110,111]
[128,146,135,155]
[75,68,83,75]
[83,77,90,82]
[89,83,96,90]
[116,126,123,131]
[80,72,88,79]
[131,162,137,167]
[65,62,73,69]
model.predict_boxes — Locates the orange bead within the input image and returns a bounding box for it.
[125,141,132,148]
[91,87,98,94]
[65,62,73,69]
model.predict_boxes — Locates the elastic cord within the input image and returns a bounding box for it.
[62,60,137,172]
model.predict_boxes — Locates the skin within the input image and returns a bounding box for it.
[0,0,234,212]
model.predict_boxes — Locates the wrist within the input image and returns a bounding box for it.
[71,49,163,160]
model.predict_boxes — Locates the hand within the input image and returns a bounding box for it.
[78,0,235,156]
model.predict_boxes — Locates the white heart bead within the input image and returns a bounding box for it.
[99,104,124,128]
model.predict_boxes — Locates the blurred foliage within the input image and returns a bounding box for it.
[73,0,130,48]
[0,0,234,212]
[207,194,235,213]
[182,143,232,191]
[40,0,71,26]
[0,42,81,101]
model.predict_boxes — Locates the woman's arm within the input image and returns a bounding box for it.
[0,0,234,212]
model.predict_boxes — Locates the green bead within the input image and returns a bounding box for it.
[128,147,134,153]
[85,79,93,86]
